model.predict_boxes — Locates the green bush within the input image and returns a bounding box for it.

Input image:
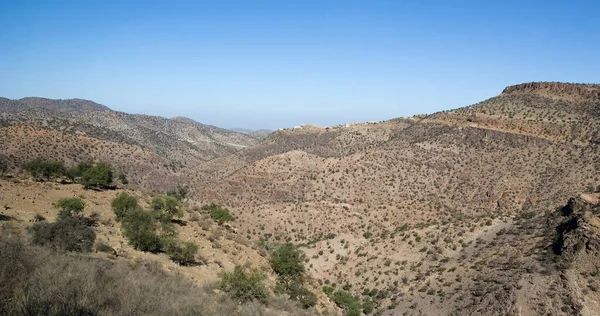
[23,159,66,181]
[111,192,139,221]
[30,216,96,252]
[219,265,269,303]
[330,290,362,316]
[164,239,198,266]
[270,243,316,308]
[66,161,93,182]
[121,208,162,253]
[81,162,113,189]
[287,281,317,308]
[362,300,374,314]
[164,197,183,218]
[271,243,305,280]
[150,197,165,211]
[54,197,86,220]
[202,203,235,225]
[150,196,183,223]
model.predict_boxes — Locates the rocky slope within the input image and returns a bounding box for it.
[2,82,599,315]
[192,82,600,314]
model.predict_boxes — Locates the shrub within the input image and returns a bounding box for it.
[202,203,235,225]
[271,243,305,280]
[151,197,183,223]
[164,197,183,217]
[23,159,66,181]
[121,208,162,253]
[286,281,317,308]
[30,216,96,252]
[81,162,113,189]
[0,232,314,316]
[330,290,362,316]
[219,265,269,303]
[66,161,93,182]
[164,239,198,266]
[322,286,334,296]
[54,197,86,220]
[111,192,138,221]
[270,243,316,308]
[150,197,165,211]
[362,300,374,314]
[117,172,128,185]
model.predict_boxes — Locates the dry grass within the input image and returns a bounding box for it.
[0,227,318,316]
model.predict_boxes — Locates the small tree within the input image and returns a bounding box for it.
[150,197,165,211]
[121,208,162,253]
[82,162,113,189]
[23,159,66,181]
[202,204,235,225]
[66,161,93,182]
[54,197,85,220]
[271,243,306,281]
[111,192,138,221]
[163,239,198,266]
[270,243,315,308]
[219,266,269,303]
[150,197,183,223]
[330,290,362,316]
[30,216,96,252]
[164,197,183,218]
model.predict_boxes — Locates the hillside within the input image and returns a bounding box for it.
[0,177,333,315]
[426,82,600,145]
[1,82,600,315]
[193,82,600,315]
[0,97,261,191]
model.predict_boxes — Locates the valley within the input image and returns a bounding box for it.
[1,82,599,315]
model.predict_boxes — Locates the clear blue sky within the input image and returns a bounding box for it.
[0,0,598,130]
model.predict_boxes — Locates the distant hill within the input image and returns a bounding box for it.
[230,128,273,140]
[0,97,261,191]
[0,97,110,114]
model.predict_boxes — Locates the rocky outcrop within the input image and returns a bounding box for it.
[502,82,600,100]
[552,195,600,261]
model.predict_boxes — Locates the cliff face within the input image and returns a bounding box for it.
[502,82,600,100]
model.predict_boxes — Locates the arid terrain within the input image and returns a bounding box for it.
[1,82,600,315]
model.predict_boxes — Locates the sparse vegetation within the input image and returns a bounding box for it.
[202,203,236,225]
[30,198,96,252]
[0,231,312,316]
[219,265,269,303]
[270,243,316,308]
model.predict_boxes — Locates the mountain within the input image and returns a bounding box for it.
[2,83,600,315]
[230,128,273,140]
[192,82,600,315]
[427,82,600,144]
[0,97,110,114]
[0,97,261,191]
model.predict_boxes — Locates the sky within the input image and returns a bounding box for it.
[0,1,599,130]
